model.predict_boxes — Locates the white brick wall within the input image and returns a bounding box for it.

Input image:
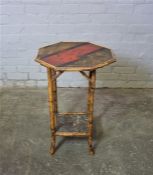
[1,0,153,88]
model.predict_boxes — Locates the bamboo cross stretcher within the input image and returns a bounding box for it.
[35,42,116,155]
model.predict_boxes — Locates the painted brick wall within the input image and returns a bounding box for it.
[1,0,153,88]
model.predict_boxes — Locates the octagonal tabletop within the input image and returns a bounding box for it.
[35,42,116,71]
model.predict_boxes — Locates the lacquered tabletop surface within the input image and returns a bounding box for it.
[35,42,116,71]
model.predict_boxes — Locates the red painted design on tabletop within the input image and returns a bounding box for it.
[43,43,101,66]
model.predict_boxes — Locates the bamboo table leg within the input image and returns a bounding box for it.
[53,71,58,115]
[47,68,57,155]
[87,70,96,154]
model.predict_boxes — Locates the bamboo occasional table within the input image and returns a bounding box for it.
[35,42,116,155]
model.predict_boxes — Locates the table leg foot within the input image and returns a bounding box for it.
[89,146,95,155]
[88,138,95,155]
[50,141,56,155]
[50,132,56,155]
[50,147,56,155]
